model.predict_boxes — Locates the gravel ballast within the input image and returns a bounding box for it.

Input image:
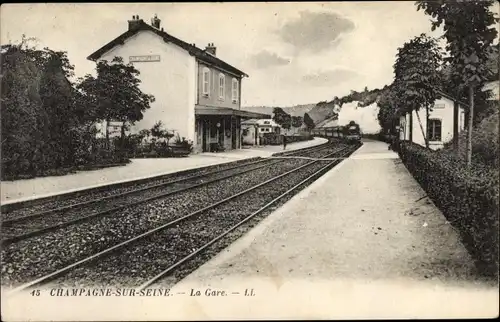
[47,144,359,288]
[1,159,285,240]
[52,159,339,288]
[1,158,265,221]
[1,158,313,287]
[1,142,351,289]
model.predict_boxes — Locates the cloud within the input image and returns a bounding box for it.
[279,11,355,53]
[249,50,291,69]
[301,68,359,87]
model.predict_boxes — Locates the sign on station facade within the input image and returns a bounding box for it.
[129,55,161,62]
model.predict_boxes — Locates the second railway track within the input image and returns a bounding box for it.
[4,141,361,294]
[1,142,331,245]
[2,141,341,287]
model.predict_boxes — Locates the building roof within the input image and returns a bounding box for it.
[241,118,259,125]
[242,118,281,127]
[257,119,280,127]
[195,106,270,119]
[436,90,469,107]
[87,19,248,78]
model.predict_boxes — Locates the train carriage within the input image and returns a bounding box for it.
[311,123,361,143]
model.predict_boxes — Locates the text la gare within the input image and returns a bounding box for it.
[190,288,226,297]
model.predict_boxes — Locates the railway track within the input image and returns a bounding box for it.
[4,142,361,295]
[2,143,336,282]
[2,141,330,218]
[1,142,332,245]
[0,157,258,215]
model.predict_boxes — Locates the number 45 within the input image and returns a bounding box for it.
[30,289,40,296]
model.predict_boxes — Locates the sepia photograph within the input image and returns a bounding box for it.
[1,1,499,320]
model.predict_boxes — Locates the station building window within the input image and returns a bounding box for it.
[232,78,239,103]
[202,67,210,96]
[219,74,225,100]
[428,119,442,141]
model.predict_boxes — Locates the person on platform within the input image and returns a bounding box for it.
[283,134,287,150]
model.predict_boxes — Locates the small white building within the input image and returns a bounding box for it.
[399,91,466,150]
[241,119,281,146]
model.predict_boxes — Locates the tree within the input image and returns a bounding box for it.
[1,37,138,178]
[416,0,499,165]
[272,107,291,130]
[376,84,400,135]
[39,54,77,167]
[291,116,303,128]
[76,57,155,148]
[1,45,48,176]
[303,113,315,130]
[391,33,443,149]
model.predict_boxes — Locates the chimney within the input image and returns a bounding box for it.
[205,43,216,56]
[128,14,143,31]
[151,14,161,29]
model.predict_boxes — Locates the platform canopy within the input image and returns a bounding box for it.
[195,106,270,119]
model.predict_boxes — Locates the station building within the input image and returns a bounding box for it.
[88,14,269,153]
[399,91,466,150]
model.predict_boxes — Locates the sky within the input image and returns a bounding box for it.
[1,2,499,107]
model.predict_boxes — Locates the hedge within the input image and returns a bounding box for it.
[398,141,499,277]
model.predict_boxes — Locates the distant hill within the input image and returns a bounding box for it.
[243,86,389,135]
[307,101,340,126]
[242,102,338,126]
[242,104,316,118]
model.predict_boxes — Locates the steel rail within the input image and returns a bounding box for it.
[5,144,354,296]
[2,140,330,224]
[2,143,336,245]
[136,146,357,291]
[1,158,286,245]
[2,158,271,226]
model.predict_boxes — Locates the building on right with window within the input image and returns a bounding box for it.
[399,91,467,150]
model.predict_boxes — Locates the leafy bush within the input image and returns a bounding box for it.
[361,132,390,142]
[398,141,499,277]
[443,109,499,168]
[173,133,193,152]
[261,133,283,145]
[1,41,137,180]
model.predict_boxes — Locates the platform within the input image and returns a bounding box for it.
[167,139,499,319]
[0,137,327,204]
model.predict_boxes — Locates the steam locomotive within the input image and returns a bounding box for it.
[310,121,362,143]
[343,121,362,142]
